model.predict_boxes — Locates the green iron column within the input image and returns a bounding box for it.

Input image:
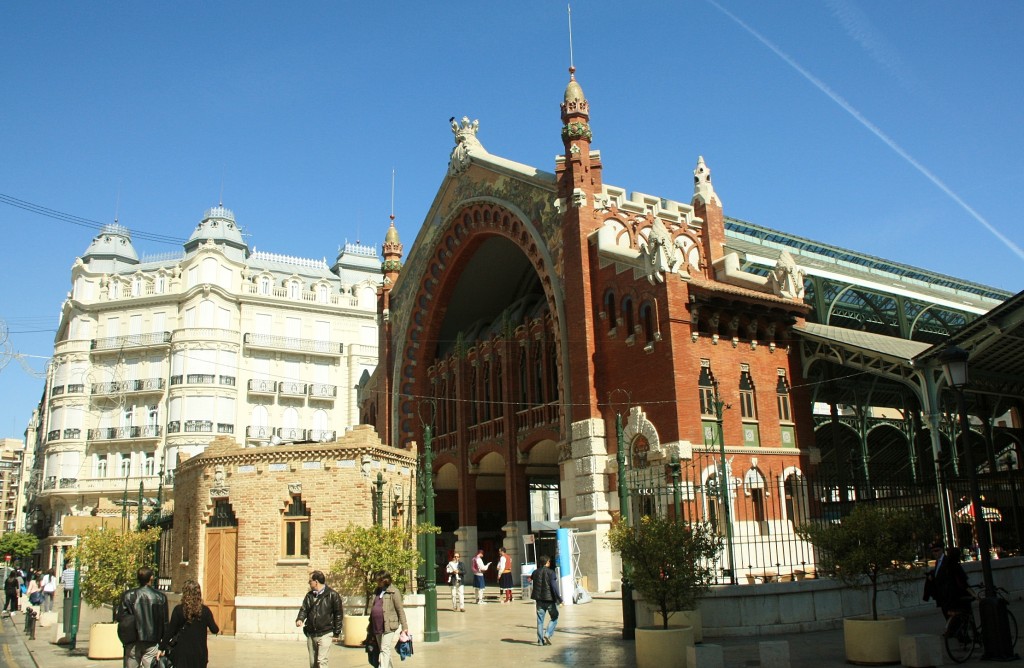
[714,389,737,585]
[422,425,438,642]
[68,540,82,650]
[373,473,385,527]
[615,411,635,639]
[670,453,682,519]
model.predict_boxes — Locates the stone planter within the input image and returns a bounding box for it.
[654,609,703,643]
[342,613,370,647]
[843,615,906,665]
[635,625,693,668]
[87,622,122,660]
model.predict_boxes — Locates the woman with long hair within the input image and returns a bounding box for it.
[159,579,219,667]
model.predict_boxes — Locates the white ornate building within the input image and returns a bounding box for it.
[29,205,380,569]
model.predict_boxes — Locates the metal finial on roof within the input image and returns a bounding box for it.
[567,4,575,75]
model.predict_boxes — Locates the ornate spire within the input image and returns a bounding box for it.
[561,66,592,143]
[381,215,403,275]
[692,156,721,207]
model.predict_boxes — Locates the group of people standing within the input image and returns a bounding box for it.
[443,548,562,647]
[445,546,516,609]
[2,565,60,614]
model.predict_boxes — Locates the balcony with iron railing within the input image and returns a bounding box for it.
[243,332,343,356]
[41,475,163,494]
[247,379,278,394]
[91,331,171,352]
[46,428,82,443]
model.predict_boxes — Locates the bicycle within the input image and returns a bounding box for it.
[945,584,1019,663]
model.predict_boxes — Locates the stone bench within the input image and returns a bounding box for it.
[899,633,943,668]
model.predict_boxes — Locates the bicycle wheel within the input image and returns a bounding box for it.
[945,614,979,664]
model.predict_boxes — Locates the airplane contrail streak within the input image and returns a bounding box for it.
[705,0,1024,262]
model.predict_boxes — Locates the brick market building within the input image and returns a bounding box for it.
[361,69,824,593]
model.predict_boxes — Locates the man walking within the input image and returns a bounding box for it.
[295,570,343,668]
[118,566,168,668]
[530,555,561,646]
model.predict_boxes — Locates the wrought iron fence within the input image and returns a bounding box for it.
[620,451,1024,584]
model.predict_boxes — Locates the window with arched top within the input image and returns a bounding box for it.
[288,280,301,299]
[640,301,655,343]
[260,276,271,295]
[316,284,329,304]
[605,291,617,333]
[622,296,635,339]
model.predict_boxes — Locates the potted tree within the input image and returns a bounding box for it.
[66,526,161,659]
[323,523,434,647]
[797,504,925,665]
[608,514,723,668]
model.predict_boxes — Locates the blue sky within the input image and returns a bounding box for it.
[2,1,1023,438]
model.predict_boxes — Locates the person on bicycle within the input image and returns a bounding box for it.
[923,542,970,633]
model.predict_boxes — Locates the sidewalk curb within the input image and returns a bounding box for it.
[3,613,40,668]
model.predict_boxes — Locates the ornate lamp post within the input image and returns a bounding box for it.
[939,345,1014,660]
[713,382,737,585]
[416,401,439,643]
[614,408,636,639]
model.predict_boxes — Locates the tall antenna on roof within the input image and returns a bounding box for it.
[390,169,396,223]
[219,164,226,206]
[567,4,575,71]
[114,181,121,224]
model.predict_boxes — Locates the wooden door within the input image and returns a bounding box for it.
[204,527,237,635]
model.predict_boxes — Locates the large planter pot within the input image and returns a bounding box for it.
[843,615,906,665]
[342,614,370,647]
[654,609,703,643]
[87,622,122,660]
[635,625,693,668]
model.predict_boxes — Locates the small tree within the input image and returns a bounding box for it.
[796,505,924,620]
[323,523,437,603]
[66,527,161,619]
[0,531,39,563]
[608,515,723,630]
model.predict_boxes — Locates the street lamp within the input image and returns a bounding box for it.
[712,382,737,585]
[939,344,1015,660]
[416,402,439,643]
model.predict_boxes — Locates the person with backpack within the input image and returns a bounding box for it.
[118,566,169,668]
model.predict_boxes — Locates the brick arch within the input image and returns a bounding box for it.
[397,199,564,446]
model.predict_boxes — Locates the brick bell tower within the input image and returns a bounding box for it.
[555,66,604,423]
[376,215,403,445]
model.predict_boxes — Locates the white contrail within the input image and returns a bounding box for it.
[705,0,1024,262]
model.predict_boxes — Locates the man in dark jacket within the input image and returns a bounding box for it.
[295,570,343,668]
[119,566,168,668]
[530,555,562,646]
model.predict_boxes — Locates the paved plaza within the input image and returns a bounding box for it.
[4,592,1021,667]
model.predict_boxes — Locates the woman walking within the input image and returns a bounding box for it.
[364,571,409,668]
[160,580,219,668]
[3,572,19,614]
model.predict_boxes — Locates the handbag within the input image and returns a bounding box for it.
[395,630,414,661]
[155,655,174,668]
[28,591,42,605]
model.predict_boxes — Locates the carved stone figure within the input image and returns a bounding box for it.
[448,116,484,176]
[767,250,806,300]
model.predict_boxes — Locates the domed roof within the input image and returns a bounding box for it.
[384,220,400,245]
[564,67,585,105]
[186,205,246,247]
[82,223,139,264]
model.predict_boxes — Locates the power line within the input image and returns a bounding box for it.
[0,193,187,246]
